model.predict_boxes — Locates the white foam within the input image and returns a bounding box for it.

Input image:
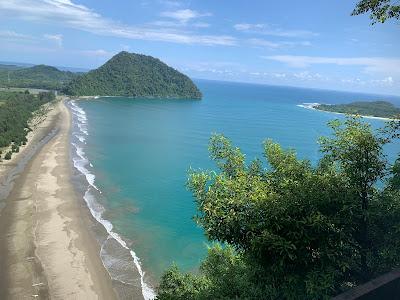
[71,100,89,135]
[74,134,86,143]
[83,190,156,300]
[68,100,156,300]
[71,143,100,192]
[297,102,320,110]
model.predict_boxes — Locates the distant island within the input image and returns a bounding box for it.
[300,101,400,119]
[64,51,202,99]
[0,64,77,90]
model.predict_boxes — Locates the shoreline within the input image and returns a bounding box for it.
[0,99,118,299]
[69,99,155,299]
[297,102,397,121]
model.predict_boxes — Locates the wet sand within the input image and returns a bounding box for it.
[0,100,117,299]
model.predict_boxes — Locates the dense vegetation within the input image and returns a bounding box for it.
[64,51,202,99]
[157,117,400,299]
[0,91,55,159]
[352,0,400,24]
[316,101,400,119]
[0,64,77,90]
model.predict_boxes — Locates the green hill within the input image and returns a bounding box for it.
[64,51,202,99]
[0,64,77,90]
[316,101,400,119]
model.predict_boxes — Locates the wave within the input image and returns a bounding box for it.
[68,100,156,300]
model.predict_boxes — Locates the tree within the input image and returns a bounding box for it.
[157,117,400,299]
[352,0,400,24]
[4,151,12,160]
[0,91,55,149]
[389,157,400,189]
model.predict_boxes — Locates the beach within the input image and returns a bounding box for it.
[0,99,118,299]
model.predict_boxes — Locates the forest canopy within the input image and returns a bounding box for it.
[316,101,400,119]
[0,64,77,90]
[64,51,202,99]
[157,117,400,300]
[0,91,55,159]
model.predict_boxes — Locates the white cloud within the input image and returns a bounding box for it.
[43,33,63,47]
[293,71,325,81]
[249,38,311,49]
[370,76,394,86]
[248,38,281,49]
[149,19,210,29]
[234,23,318,38]
[160,9,211,24]
[81,49,113,57]
[193,22,210,28]
[0,0,235,46]
[0,30,31,39]
[340,77,395,87]
[272,73,286,78]
[263,55,400,74]
[158,0,183,7]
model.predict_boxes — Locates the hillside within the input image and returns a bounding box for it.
[0,65,77,90]
[64,51,202,99]
[316,101,400,119]
[0,64,24,71]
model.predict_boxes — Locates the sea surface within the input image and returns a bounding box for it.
[68,80,400,298]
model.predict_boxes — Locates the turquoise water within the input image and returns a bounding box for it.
[75,80,400,285]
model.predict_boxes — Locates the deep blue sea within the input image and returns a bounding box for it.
[69,80,400,298]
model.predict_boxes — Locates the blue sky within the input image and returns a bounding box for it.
[1,0,399,95]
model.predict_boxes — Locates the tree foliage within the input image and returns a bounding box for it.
[157,117,400,299]
[64,51,202,99]
[352,0,400,24]
[0,64,77,90]
[0,91,55,152]
[317,101,400,119]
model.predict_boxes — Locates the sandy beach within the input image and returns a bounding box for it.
[0,99,117,299]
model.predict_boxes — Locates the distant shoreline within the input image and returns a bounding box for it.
[75,94,201,100]
[297,102,397,121]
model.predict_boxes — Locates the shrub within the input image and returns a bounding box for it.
[4,151,12,160]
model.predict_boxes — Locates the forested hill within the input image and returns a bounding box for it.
[316,101,400,119]
[0,64,77,90]
[64,51,202,99]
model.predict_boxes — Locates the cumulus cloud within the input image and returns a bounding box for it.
[0,0,235,46]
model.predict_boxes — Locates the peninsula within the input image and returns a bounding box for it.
[301,101,400,119]
[316,101,400,119]
[64,51,202,99]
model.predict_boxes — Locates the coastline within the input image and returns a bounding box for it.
[0,99,118,299]
[297,102,397,121]
[69,99,155,299]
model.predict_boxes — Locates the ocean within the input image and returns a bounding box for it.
[68,80,400,299]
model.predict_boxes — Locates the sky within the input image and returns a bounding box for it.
[0,0,399,95]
